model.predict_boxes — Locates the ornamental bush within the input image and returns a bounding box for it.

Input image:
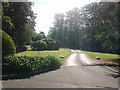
[42,38,61,50]
[53,40,61,50]
[31,40,47,51]
[1,30,16,57]
[46,40,61,50]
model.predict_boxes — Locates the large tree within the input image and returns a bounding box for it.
[48,13,65,47]
[2,1,36,52]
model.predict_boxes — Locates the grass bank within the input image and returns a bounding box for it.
[80,50,119,60]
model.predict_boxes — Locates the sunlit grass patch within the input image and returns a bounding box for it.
[16,48,72,62]
[80,50,120,60]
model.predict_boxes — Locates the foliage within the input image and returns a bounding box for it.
[54,40,61,50]
[32,31,46,41]
[42,37,61,50]
[1,30,16,58]
[2,2,36,52]
[42,37,54,45]
[49,2,119,54]
[1,2,14,31]
[31,40,47,51]
[16,45,27,52]
[3,55,60,73]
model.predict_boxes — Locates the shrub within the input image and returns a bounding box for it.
[16,45,27,52]
[31,40,47,51]
[42,38,61,50]
[1,30,16,57]
[43,38,53,50]
[3,55,60,73]
[47,40,61,50]
[53,40,61,50]
[45,55,60,68]
[42,37,53,44]
[47,41,54,50]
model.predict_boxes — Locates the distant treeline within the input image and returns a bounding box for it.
[48,2,119,54]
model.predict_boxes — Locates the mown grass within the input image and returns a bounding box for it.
[80,50,120,60]
[16,48,72,62]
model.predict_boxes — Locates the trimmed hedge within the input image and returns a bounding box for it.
[31,40,47,51]
[1,30,16,57]
[43,38,61,50]
[3,55,60,73]
[16,45,27,52]
[53,40,61,50]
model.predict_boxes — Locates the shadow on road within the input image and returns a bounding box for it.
[105,71,120,78]
[83,64,120,78]
[2,67,60,80]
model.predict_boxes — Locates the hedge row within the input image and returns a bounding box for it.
[3,55,60,73]
[31,40,47,51]
[31,39,61,51]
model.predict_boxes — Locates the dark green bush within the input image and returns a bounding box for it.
[1,30,16,57]
[47,40,61,50]
[45,55,60,68]
[47,41,54,50]
[31,40,47,51]
[16,45,27,52]
[42,37,53,44]
[3,55,60,73]
[53,40,61,50]
[42,38,61,50]
[42,38,53,49]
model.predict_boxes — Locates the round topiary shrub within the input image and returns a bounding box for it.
[53,40,61,50]
[31,40,47,51]
[47,41,54,50]
[42,38,61,50]
[1,30,16,57]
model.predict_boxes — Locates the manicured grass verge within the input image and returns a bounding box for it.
[16,48,72,63]
[80,50,120,60]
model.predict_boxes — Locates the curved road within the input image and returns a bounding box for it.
[2,49,119,88]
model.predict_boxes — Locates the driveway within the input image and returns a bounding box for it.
[2,49,119,88]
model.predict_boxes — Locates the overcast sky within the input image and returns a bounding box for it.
[31,0,99,35]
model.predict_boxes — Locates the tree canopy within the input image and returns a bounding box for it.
[2,1,36,52]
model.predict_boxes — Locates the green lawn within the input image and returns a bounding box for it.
[16,48,72,62]
[81,50,120,60]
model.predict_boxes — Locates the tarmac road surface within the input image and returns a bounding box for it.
[2,49,119,88]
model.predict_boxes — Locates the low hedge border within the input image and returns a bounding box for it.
[2,55,61,80]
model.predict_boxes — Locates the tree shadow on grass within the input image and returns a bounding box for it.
[2,67,60,80]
